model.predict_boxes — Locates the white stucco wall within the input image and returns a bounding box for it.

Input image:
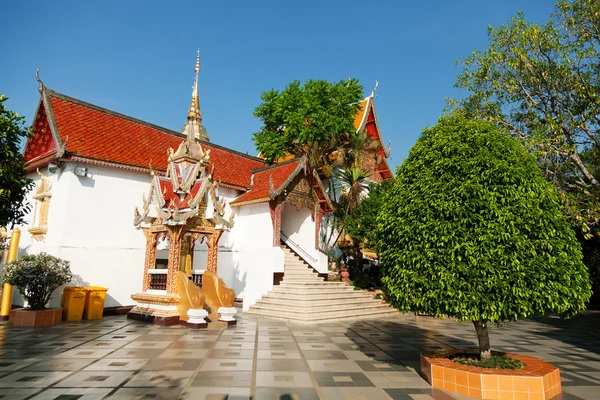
[15,162,149,308]
[10,164,293,313]
[281,204,319,259]
[226,202,283,310]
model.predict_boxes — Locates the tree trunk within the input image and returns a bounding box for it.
[472,320,492,361]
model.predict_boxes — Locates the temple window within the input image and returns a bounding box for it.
[155,234,169,269]
[28,170,52,241]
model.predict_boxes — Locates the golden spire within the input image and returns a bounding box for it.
[183,49,209,141]
[187,49,202,124]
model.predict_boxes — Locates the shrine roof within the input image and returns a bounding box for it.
[230,159,302,206]
[24,89,266,190]
[158,178,203,209]
[230,157,333,212]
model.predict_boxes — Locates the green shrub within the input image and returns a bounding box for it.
[1,252,72,310]
[452,354,524,370]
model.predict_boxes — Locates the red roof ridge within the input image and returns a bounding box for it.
[251,156,304,173]
[44,88,266,164]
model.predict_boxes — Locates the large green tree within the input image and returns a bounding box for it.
[376,115,591,360]
[0,95,33,228]
[452,0,600,236]
[253,78,363,174]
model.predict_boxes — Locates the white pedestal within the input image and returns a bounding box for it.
[218,307,237,322]
[188,308,209,324]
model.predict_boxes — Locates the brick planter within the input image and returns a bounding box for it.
[421,349,561,399]
[8,308,63,327]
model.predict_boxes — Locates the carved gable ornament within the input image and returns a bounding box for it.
[134,136,234,230]
[29,169,52,240]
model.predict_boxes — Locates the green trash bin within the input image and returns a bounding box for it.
[83,286,108,320]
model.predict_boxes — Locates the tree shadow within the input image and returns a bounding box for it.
[520,311,600,358]
[344,317,478,374]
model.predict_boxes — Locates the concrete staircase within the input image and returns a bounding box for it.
[246,245,398,323]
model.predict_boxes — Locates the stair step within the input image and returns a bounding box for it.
[246,307,399,323]
[263,291,373,300]
[278,281,346,287]
[246,243,394,323]
[256,297,382,308]
[264,290,367,298]
[251,300,390,314]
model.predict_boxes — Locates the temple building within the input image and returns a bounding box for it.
[15,53,394,322]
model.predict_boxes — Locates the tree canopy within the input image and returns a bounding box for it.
[452,0,600,236]
[253,78,363,172]
[0,95,33,228]
[376,115,591,359]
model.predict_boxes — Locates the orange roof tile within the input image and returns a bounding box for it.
[231,159,302,206]
[24,90,266,189]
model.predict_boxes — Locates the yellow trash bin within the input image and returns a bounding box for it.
[83,286,108,320]
[61,286,87,321]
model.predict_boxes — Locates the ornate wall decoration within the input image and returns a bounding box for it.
[28,169,52,241]
[141,228,158,291]
[315,209,323,250]
[269,201,283,246]
[166,226,183,294]
[285,192,315,213]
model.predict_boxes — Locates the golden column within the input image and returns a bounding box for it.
[0,228,21,320]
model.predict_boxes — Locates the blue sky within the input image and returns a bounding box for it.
[2,1,556,170]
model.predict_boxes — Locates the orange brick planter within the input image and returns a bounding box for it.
[8,308,63,327]
[421,349,561,399]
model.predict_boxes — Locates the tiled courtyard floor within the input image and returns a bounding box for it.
[0,311,599,399]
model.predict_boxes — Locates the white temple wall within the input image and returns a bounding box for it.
[281,203,319,261]
[15,163,149,308]
[225,202,283,310]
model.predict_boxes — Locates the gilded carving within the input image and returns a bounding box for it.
[142,228,158,291]
[29,169,52,241]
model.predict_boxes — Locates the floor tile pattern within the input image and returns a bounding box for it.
[0,311,598,398]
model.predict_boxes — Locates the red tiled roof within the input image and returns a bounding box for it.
[24,90,266,189]
[231,160,302,206]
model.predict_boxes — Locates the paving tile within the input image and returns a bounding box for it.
[256,371,313,387]
[191,371,252,387]
[53,371,133,388]
[24,359,96,372]
[254,387,320,399]
[141,357,202,370]
[53,348,115,359]
[179,386,251,400]
[0,371,72,388]
[256,359,308,372]
[200,358,253,371]
[125,370,194,388]
[320,386,394,399]
[83,358,150,371]
[207,349,254,359]
[28,388,112,399]
[158,348,210,359]
[108,348,165,359]
[306,359,363,372]
[0,388,42,399]
[109,386,186,399]
[123,340,172,349]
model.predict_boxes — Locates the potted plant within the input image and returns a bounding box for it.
[339,259,350,282]
[1,252,72,326]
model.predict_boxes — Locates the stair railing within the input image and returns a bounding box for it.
[280,232,318,268]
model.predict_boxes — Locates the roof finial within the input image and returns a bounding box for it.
[183,49,209,141]
[371,80,378,97]
[36,68,44,94]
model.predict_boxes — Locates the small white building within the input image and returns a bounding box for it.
[15,56,393,316]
